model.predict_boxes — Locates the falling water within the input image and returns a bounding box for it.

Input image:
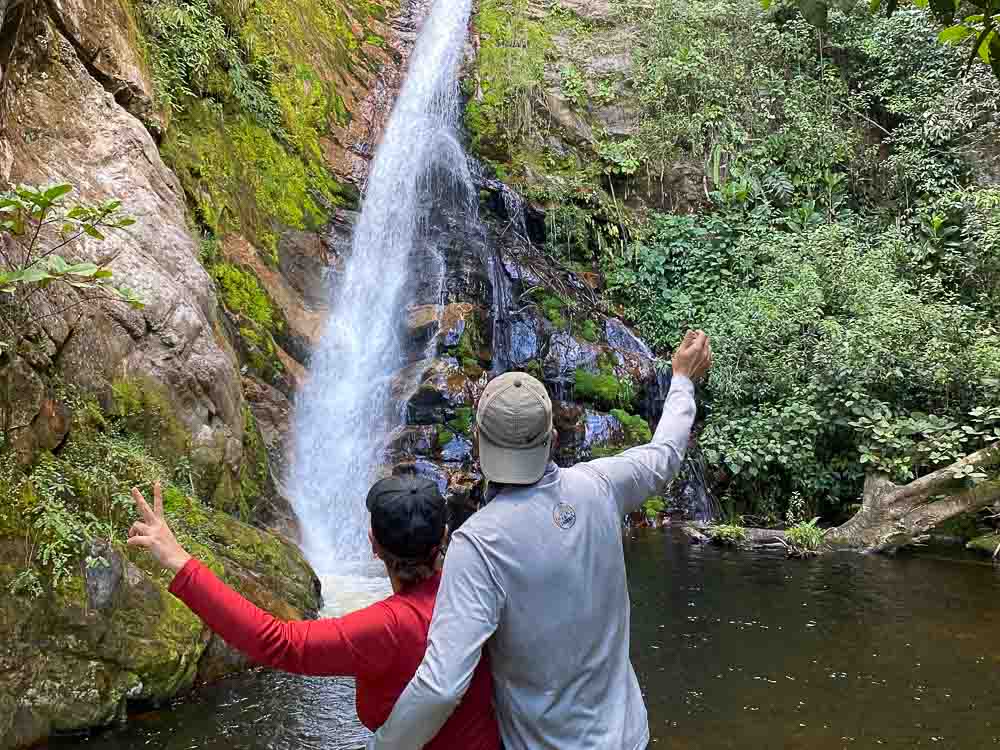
[288,0,476,591]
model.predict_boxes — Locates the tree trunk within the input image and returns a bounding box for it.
[826,442,1000,553]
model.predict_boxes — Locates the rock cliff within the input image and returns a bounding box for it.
[0,0,425,744]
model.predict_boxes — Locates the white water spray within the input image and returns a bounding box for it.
[288,0,476,601]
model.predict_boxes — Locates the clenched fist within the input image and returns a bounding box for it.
[671,330,712,381]
[127,481,192,573]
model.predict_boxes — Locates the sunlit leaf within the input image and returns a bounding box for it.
[938,24,973,43]
[64,262,100,277]
[990,30,1000,78]
[43,183,73,201]
[978,28,995,63]
[82,224,106,241]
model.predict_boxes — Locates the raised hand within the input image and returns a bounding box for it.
[671,330,712,381]
[127,481,192,573]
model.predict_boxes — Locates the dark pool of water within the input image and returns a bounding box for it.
[53,529,1000,750]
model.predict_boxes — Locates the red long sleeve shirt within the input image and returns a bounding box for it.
[169,559,499,750]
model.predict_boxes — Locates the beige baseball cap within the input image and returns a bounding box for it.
[476,372,553,484]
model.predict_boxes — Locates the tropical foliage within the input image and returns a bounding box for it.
[480,0,1000,526]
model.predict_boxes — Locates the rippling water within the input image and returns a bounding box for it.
[55,530,1000,750]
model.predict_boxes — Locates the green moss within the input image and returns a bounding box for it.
[574,369,621,409]
[448,407,474,436]
[465,0,553,162]
[161,103,344,257]
[577,319,599,342]
[611,409,652,445]
[210,262,276,331]
[237,406,270,521]
[111,377,191,464]
[539,293,567,328]
[437,427,456,448]
[642,496,667,520]
[451,312,490,371]
[967,533,1000,555]
[139,0,391,256]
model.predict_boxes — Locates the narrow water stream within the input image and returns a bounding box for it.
[54,530,1000,750]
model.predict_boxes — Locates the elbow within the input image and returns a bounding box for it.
[414,672,465,713]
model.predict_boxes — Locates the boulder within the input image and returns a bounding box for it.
[403,358,479,425]
[543,331,600,384]
[0,511,320,749]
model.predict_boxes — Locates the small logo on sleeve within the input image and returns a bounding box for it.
[553,502,577,530]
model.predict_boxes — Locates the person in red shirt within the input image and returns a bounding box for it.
[127,476,499,750]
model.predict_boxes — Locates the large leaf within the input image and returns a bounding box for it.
[939,25,974,45]
[42,183,73,201]
[82,224,106,241]
[990,30,1000,78]
[63,262,100,277]
[8,265,52,285]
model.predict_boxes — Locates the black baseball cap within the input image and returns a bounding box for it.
[366,476,446,560]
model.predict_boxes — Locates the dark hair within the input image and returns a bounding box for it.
[378,545,440,585]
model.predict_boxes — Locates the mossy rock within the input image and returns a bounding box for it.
[966,533,1000,556]
[0,501,319,748]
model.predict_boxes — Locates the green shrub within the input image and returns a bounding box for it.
[437,426,455,448]
[577,319,599,342]
[783,517,825,557]
[538,293,567,328]
[611,409,652,445]
[448,407,474,436]
[707,522,747,546]
[574,369,620,409]
[642,496,667,520]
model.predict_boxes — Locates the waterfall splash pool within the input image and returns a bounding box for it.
[53,530,1000,750]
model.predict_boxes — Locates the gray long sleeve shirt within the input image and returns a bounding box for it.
[371,375,697,750]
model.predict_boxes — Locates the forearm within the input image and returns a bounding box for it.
[587,374,696,513]
[372,667,462,749]
[168,559,332,675]
[652,374,696,447]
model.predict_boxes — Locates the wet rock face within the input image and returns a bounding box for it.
[2,17,243,490]
[390,190,675,521]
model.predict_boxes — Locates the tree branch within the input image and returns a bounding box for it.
[891,441,1000,505]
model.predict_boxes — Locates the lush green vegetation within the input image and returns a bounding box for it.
[0,184,144,444]
[474,0,1000,527]
[783,517,825,556]
[135,0,378,257]
[707,522,748,545]
[573,352,637,410]
[0,382,266,597]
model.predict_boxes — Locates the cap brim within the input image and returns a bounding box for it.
[479,430,549,485]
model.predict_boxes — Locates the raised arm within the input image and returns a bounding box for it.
[127,483,396,678]
[371,531,504,749]
[168,558,397,676]
[584,331,712,515]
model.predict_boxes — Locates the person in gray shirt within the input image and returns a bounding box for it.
[369,330,713,750]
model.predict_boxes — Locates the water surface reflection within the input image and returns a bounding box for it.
[55,530,1000,750]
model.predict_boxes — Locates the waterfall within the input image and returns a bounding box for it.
[288,0,476,581]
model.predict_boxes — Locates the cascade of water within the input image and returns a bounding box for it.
[288,0,476,578]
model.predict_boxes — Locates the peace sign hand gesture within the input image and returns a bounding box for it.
[127,481,192,573]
